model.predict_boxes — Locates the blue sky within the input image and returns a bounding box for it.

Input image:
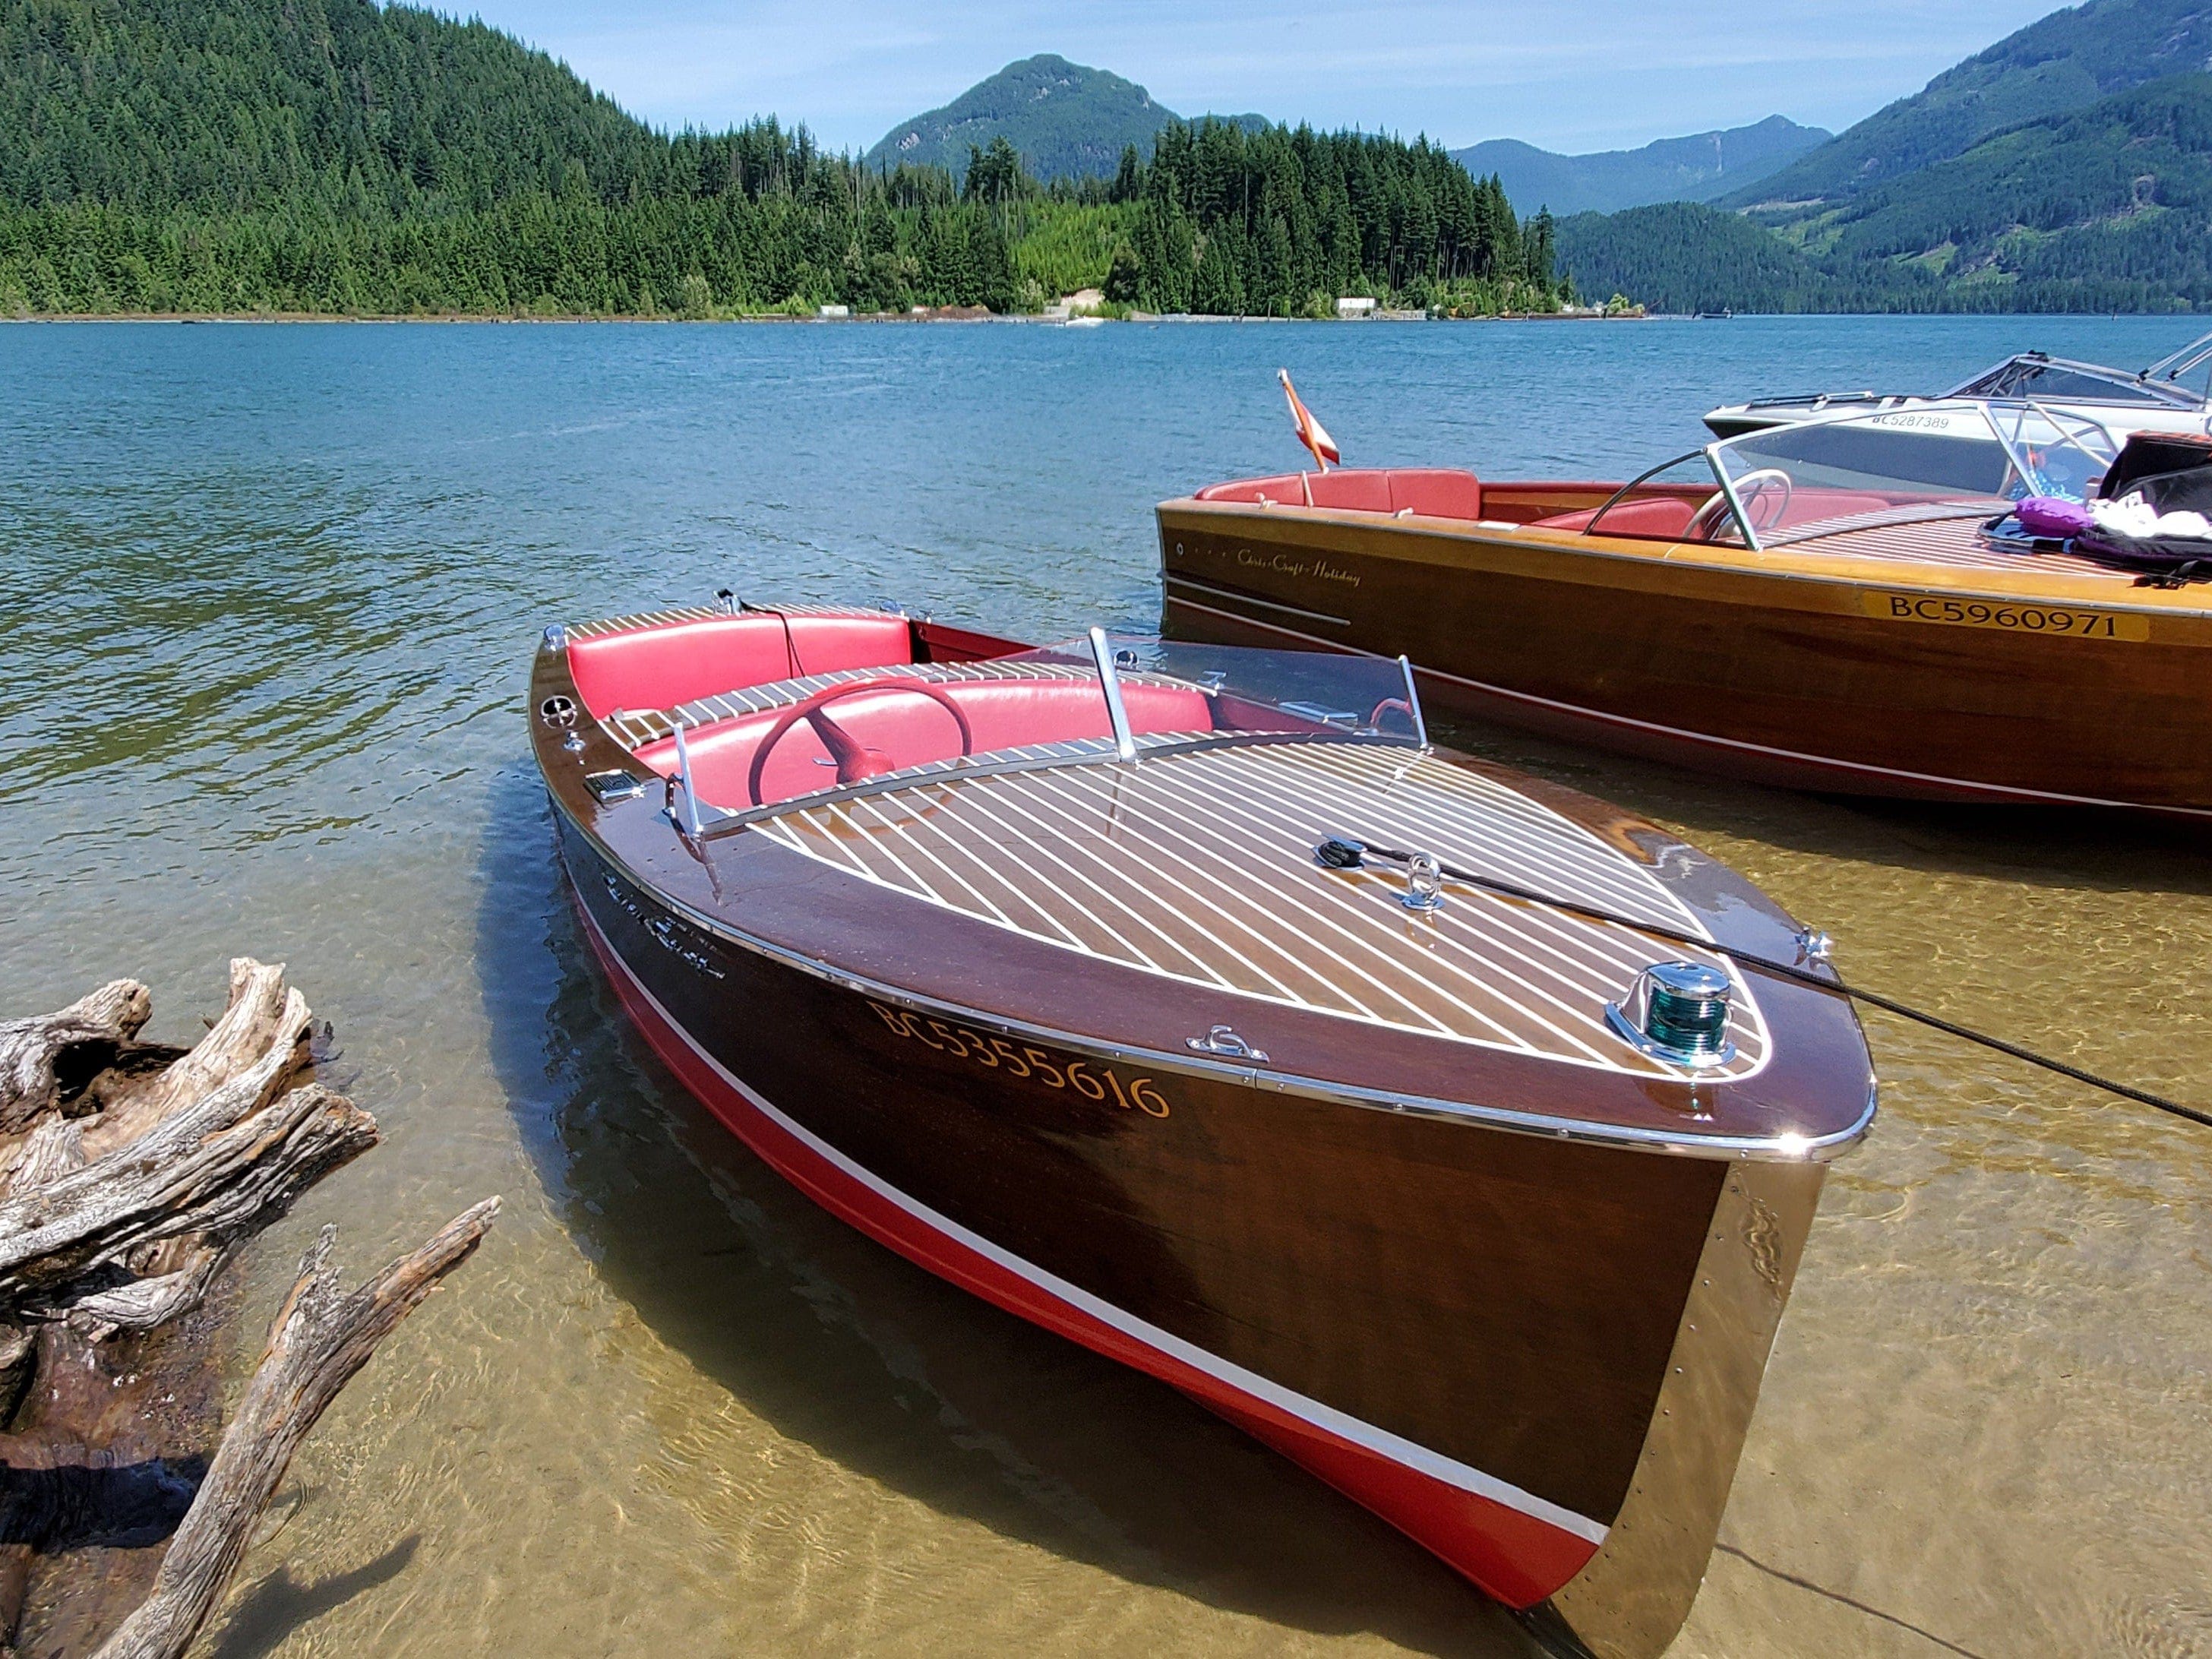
[468,0,2062,155]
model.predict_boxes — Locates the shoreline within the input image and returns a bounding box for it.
[0,308,1656,326]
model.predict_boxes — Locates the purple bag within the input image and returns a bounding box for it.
[2014,496,2094,538]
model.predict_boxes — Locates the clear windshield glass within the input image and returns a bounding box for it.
[1708,400,2119,545]
[1947,354,2198,409]
[697,634,1423,829]
[1097,636,1424,741]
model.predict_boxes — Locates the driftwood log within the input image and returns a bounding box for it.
[0,962,498,1655]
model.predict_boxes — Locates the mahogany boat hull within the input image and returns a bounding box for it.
[1155,499,2212,816]
[554,811,1823,1654]
[529,604,1870,1657]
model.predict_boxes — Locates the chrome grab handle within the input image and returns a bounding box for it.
[1187,1025,1269,1062]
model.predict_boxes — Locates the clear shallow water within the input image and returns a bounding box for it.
[2,314,2207,1657]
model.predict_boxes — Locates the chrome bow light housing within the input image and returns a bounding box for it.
[1605,961,1736,1069]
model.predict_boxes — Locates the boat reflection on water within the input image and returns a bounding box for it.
[525,600,1875,1657]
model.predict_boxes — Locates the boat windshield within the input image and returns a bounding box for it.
[690,634,1424,835]
[1705,400,2120,548]
[1945,352,2203,409]
[1019,634,1427,744]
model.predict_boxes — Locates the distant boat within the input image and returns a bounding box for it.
[1158,400,2212,816]
[1705,331,2212,439]
[529,599,1873,1655]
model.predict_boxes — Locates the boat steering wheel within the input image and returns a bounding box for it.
[747,678,975,806]
[1688,468,1793,540]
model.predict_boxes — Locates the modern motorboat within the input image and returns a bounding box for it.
[1703,330,2212,440]
[1158,400,2212,816]
[529,599,1876,1656]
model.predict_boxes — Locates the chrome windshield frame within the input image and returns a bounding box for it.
[1984,398,2121,494]
[1583,450,1755,551]
[1945,349,2208,409]
[1701,443,1764,552]
[1704,398,2119,548]
[684,725,1427,842]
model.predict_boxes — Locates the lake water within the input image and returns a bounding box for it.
[2,314,2208,1658]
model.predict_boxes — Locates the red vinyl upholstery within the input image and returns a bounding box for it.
[1307,471,1395,512]
[1535,488,1924,539]
[1383,469,1487,519]
[567,613,915,718]
[1194,469,1483,520]
[637,678,1216,808]
[1535,498,1702,536]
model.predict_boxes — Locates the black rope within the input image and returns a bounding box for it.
[1321,837,2212,1131]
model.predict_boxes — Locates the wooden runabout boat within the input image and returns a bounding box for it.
[528,599,1875,1656]
[1158,400,2212,816]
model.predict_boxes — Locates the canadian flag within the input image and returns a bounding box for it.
[1278,368,1341,470]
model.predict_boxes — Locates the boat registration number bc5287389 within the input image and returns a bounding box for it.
[866,1001,1171,1117]
[1861,590,2149,640]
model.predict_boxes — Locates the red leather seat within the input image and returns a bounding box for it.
[567,613,915,718]
[1304,471,1395,512]
[1536,498,1702,537]
[1196,472,1310,504]
[1194,469,1483,520]
[637,678,1217,808]
[1537,487,1926,539]
[1385,469,1485,520]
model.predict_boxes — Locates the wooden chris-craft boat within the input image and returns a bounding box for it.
[1158,400,2212,815]
[528,599,1875,1656]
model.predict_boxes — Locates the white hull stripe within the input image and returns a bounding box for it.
[584,899,1610,1548]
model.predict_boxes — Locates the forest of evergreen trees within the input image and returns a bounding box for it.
[1103,122,1560,316]
[0,0,1570,318]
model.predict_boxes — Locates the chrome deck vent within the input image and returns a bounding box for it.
[1606,962,1736,1069]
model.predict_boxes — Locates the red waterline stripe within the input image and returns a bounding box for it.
[572,891,1604,1607]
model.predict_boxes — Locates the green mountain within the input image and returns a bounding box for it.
[1556,203,1851,314]
[1560,71,2212,313]
[1725,0,2212,207]
[0,0,1565,318]
[863,54,1266,182]
[1450,116,1828,216]
[0,0,678,211]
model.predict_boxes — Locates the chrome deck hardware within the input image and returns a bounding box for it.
[671,720,705,837]
[585,771,649,804]
[540,693,585,752]
[1398,851,1446,912]
[1187,1025,1269,1062]
[1793,927,1834,965]
[1087,626,1139,763]
[1607,962,1736,1069]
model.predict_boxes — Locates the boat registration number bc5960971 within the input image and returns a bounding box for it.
[1861,590,2149,640]
[866,1001,1172,1117]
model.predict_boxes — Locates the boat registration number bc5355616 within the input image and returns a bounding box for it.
[866,1001,1171,1116]
[1861,590,2149,640]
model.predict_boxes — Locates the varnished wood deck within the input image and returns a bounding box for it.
[751,742,1771,1079]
